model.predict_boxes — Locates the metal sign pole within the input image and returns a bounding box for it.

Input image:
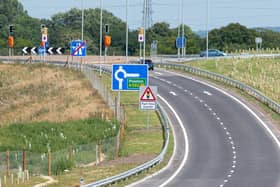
[99,0,103,76]
[146,110,150,129]
[8,48,11,63]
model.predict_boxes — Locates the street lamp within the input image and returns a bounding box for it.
[99,0,103,75]
[206,0,209,59]
[81,0,84,41]
[125,0,129,63]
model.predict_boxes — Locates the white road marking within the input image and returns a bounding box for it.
[127,95,189,187]
[164,69,280,148]
[169,91,177,96]
[203,90,213,96]
[155,72,162,75]
[158,95,189,187]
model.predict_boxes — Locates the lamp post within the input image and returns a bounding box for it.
[143,0,147,63]
[99,0,103,75]
[125,0,129,63]
[81,0,84,41]
[206,0,209,59]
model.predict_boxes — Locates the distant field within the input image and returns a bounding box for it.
[188,57,280,103]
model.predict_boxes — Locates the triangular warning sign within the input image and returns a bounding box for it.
[140,86,156,101]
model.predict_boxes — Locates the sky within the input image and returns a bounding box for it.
[19,0,280,31]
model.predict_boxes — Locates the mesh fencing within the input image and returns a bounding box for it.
[0,137,117,177]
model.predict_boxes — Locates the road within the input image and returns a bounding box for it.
[130,69,280,187]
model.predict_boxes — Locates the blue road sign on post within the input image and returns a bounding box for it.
[176,37,187,49]
[70,40,86,56]
[112,64,148,91]
[38,46,46,55]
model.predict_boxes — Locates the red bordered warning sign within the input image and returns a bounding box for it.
[139,86,157,110]
[140,86,156,101]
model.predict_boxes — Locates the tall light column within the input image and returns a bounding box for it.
[99,0,103,75]
[81,0,84,41]
[143,0,146,63]
[125,0,129,63]
[177,0,181,58]
[206,0,209,59]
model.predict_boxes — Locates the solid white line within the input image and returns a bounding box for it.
[158,95,189,187]
[163,69,280,149]
[126,95,189,187]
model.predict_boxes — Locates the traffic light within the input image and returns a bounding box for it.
[8,36,14,48]
[105,24,109,33]
[104,35,111,47]
[9,25,14,35]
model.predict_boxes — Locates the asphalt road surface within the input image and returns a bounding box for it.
[129,69,280,187]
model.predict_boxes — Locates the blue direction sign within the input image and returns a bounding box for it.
[176,36,187,49]
[112,64,148,91]
[37,46,46,55]
[70,40,86,56]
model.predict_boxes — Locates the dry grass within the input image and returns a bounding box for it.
[0,63,111,125]
[188,57,280,103]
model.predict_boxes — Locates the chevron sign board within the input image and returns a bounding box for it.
[22,47,65,55]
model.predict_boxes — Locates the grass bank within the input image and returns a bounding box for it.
[0,63,169,186]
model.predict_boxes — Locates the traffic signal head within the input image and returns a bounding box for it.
[8,36,14,48]
[9,25,14,34]
[104,35,111,47]
[105,24,109,33]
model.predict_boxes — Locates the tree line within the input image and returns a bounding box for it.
[1,0,280,56]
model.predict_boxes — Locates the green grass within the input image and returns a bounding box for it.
[187,57,280,103]
[0,118,119,153]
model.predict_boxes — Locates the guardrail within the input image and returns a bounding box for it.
[155,62,280,114]
[0,58,171,187]
[81,63,170,187]
[84,104,170,187]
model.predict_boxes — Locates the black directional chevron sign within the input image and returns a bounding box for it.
[22,47,37,55]
[22,47,65,55]
[47,47,65,55]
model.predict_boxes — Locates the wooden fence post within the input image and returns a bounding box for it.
[69,145,73,162]
[22,148,26,172]
[48,152,51,176]
[98,142,102,163]
[6,150,10,177]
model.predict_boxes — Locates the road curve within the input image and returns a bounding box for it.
[130,69,280,187]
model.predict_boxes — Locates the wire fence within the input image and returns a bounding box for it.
[0,60,127,187]
[0,137,118,177]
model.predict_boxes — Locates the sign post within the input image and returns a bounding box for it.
[138,28,144,60]
[139,86,157,129]
[112,64,148,121]
[255,37,262,51]
[112,64,148,91]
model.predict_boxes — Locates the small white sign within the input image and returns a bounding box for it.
[42,34,48,42]
[139,86,157,110]
[138,34,144,42]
